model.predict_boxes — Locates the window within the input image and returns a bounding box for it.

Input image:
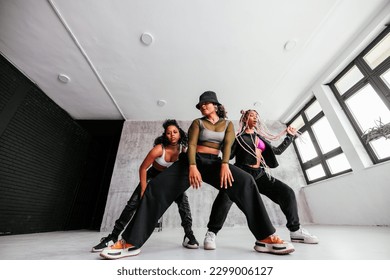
[288,98,352,184]
[329,26,390,163]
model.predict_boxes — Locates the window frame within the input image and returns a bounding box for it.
[288,97,352,184]
[328,25,390,164]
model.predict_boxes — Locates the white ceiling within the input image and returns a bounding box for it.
[1,0,389,121]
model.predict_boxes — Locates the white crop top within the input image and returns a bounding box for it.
[154,145,182,167]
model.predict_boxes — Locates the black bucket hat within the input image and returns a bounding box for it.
[196,91,221,109]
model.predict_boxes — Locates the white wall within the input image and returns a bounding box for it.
[293,5,390,226]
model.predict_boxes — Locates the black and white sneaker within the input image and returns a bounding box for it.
[91,234,117,252]
[290,228,319,244]
[182,233,199,249]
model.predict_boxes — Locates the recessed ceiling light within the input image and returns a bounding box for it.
[140,33,154,46]
[253,101,263,107]
[58,74,70,83]
[157,99,167,107]
[284,39,297,51]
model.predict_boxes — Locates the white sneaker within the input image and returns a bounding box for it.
[203,231,216,250]
[290,228,319,244]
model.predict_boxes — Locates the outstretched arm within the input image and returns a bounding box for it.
[272,126,297,155]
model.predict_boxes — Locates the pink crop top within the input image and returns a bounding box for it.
[257,138,266,152]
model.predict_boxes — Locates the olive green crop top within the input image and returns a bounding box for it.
[187,117,235,165]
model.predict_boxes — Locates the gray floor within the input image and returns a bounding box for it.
[1,225,389,260]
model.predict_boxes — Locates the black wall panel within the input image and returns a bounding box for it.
[0,54,91,235]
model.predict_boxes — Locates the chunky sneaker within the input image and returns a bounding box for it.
[182,233,199,249]
[254,234,295,255]
[203,231,216,250]
[290,228,319,244]
[99,239,141,260]
[91,234,117,252]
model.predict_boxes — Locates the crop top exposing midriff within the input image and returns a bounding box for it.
[154,144,182,168]
[235,132,267,166]
[154,147,172,168]
[187,118,235,165]
[198,119,227,144]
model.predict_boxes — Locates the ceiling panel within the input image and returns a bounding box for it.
[1,0,389,121]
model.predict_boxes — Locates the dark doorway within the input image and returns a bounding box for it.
[65,120,124,231]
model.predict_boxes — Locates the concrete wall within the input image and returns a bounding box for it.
[101,119,311,233]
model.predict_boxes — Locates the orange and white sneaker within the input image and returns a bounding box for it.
[254,234,295,255]
[100,239,141,260]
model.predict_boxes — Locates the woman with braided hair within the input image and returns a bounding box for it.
[203,109,319,250]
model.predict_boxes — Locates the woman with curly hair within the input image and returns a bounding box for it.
[92,119,198,252]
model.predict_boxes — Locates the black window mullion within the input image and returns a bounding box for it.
[323,146,344,160]
[307,111,325,126]
[337,70,369,101]
[369,76,390,110]
[355,57,390,109]
[291,116,311,174]
[305,115,333,177]
[355,55,374,76]
[301,157,322,170]
[300,108,322,170]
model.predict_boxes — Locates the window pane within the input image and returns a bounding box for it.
[345,84,390,132]
[335,65,364,96]
[295,131,318,162]
[305,100,322,121]
[312,117,340,153]
[290,115,305,130]
[306,164,326,181]
[363,32,390,69]
[326,153,351,174]
[381,68,390,90]
[370,137,390,159]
